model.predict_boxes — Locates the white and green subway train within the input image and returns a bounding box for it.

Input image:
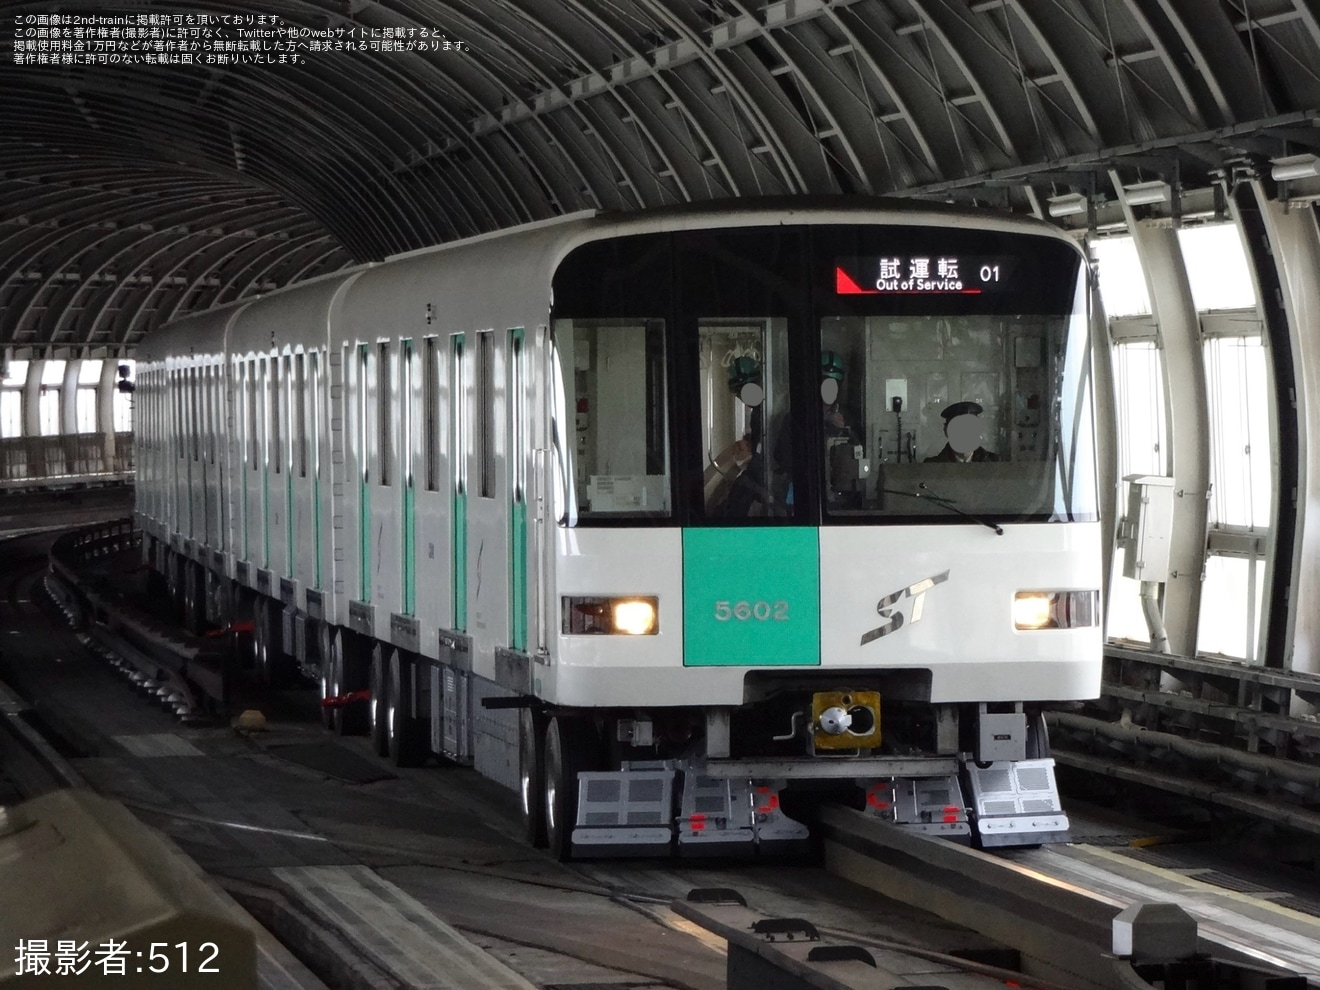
[134,200,1103,858]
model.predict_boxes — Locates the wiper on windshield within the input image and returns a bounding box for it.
[878,483,1004,535]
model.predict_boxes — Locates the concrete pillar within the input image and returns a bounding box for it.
[99,358,119,462]
[61,360,79,436]
[21,360,41,438]
[1247,194,1320,676]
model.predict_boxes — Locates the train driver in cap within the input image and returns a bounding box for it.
[924,401,1000,463]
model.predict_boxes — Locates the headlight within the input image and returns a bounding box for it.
[1014,590,1100,630]
[563,596,659,635]
[612,599,657,635]
[1013,593,1053,630]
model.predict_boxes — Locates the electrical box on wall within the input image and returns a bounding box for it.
[1118,475,1175,581]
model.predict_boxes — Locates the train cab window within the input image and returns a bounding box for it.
[698,319,793,520]
[817,311,1097,523]
[812,228,1099,526]
[552,318,670,520]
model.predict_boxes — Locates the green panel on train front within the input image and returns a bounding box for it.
[683,528,820,666]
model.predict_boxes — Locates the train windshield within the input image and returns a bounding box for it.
[819,304,1097,523]
[550,220,1097,526]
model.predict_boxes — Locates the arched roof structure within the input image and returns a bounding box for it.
[3,0,1319,351]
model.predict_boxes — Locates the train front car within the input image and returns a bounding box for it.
[538,209,1102,858]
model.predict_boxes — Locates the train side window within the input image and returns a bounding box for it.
[451,335,466,496]
[401,338,414,488]
[245,363,253,467]
[294,352,307,478]
[190,368,201,462]
[203,367,213,464]
[309,350,321,479]
[478,331,494,499]
[423,337,439,492]
[378,341,391,487]
[272,356,283,475]
[358,343,370,486]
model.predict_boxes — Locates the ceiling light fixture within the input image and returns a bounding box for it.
[1121,180,1170,206]
[1271,153,1320,182]
[1046,193,1088,218]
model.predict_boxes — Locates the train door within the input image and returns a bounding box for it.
[531,325,556,657]
[401,338,416,616]
[356,342,371,603]
[508,328,528,651]
[450,334,467,631]
[685,318,821,668]
[310,350,324,592]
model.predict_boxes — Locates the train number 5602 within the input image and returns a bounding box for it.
[714,600,789,622]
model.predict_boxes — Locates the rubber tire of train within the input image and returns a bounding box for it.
[318,625,336,731]
[543,716,598,862]
[369,643,390,757]
[387,651,424,767]
[182,561,204,635]
[333,631,370,737]
[519,708,548,849]
[254,598,290,689]
[1025,711,1052,760]
[231,591,256,673]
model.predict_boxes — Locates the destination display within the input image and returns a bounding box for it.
[834,255,1019,295]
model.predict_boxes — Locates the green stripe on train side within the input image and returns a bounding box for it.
[452,492,467,630]
[508,327,527,651]
[403,481,416,615]
[359,478,370,602]
[262,458,270,569]
[312,473,322,590]
[358,343,370,603]
[510,500,527,650]
[286,470,294,577]
[682,528,820,666]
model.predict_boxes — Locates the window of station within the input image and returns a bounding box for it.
[552,318,670,520]
[1185,226,1267,662]
[1199,321,1273,662]
[76,359,102,433]
[39,359,65,436]
[1178,223,1257,311]
[1105,337,1168,645]
[113,360,134,432]
[1091,236,1151,318]
[1,360,28,438]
